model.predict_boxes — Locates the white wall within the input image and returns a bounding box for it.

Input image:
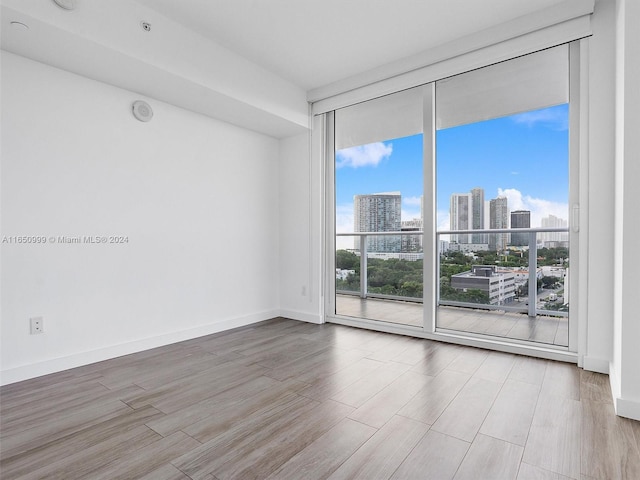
[612,0,640,420]
[580,0,616,374]
[580,0,640,420]
[0,52,281,384]
[278,133,323,324]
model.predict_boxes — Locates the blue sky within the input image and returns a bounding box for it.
[335,104,569,237]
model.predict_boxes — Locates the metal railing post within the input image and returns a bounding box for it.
[359,235,367,299]
[436,235,440,305]
[528,231,537,317]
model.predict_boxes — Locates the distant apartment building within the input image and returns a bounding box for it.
[447,243,490,253]
[540,266,567,278]
[489,196,509,251]
[450,188,486,245]
[471,187,486,243]
[336,269,356,280]
[450,265,516,305]
[366,252,423,261]
[354,192,401,252]
[401,218,423,252]
[450,192,472,243]
[504,266,544,287]
[510,210,531,246]
[540,214,569,246]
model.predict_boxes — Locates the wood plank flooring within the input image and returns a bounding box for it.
[1,318,639,480]
[336,295,569,346]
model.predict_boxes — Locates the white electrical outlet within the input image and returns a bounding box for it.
[30,317,43,334]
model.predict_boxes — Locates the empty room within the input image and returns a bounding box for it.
[1,0,639,479]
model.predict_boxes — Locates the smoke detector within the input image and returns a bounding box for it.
[132,101,153,122]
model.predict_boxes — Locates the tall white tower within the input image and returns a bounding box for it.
[489,196,509,251]
[450,193,472,243]
[471,187,486,243]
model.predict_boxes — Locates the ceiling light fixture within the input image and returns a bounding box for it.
[52,0,77,10]
[141,22,151,32]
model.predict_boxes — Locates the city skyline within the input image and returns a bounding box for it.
[336,104,569,249]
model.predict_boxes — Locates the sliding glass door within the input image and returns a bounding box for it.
[435,45,572,347]
[328,43,578,351]
[333,86,427,327]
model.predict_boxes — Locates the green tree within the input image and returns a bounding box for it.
[399,281,423,297]
[440,285,490,304]
[336,250,359,270]
[541,276,558,288]
[522,278,543,292]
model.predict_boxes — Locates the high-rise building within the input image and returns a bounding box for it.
[489,196,509,251]
[510,210,531,246]
[450,188,486,245]
[450,193,472,243]
[471,187,486,243]
[401,218,423,252]
[541,214,569,244]
[354,192,401,252]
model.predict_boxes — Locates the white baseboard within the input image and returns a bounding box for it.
[582,355,610,374]
[614,397,640,421]
[609,362,640,421]
[279,309,323,324]
[0,310,279,386]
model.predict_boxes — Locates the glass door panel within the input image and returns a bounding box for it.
[334,87,425,327]
[435,45,571,347]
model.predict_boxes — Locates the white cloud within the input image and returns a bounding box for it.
[401,209,422,222]
[497,188,568,228]
[336,142,393,169]
[335,204,355,250]
[403,196,423,207]
[402,196,422,224]
[437,210,452,241]
[511,107,568,131]
[437,210,451,231]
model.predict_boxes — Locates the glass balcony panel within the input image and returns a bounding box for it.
[335,228,568,346]
[436,229,568,347]
[335,232,424,327]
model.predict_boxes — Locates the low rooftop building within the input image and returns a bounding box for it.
[451,265,516,305]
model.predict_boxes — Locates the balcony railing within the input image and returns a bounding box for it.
[336,227,569,318]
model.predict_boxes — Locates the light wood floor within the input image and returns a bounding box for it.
[1,318,639,480]
[336,295,569,346]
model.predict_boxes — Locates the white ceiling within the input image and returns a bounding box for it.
[1,0,582,137]
[134,0,569,91]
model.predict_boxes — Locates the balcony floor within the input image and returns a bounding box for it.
[336,295,568,347]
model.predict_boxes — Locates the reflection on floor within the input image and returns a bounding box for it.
[336,295,568,347]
